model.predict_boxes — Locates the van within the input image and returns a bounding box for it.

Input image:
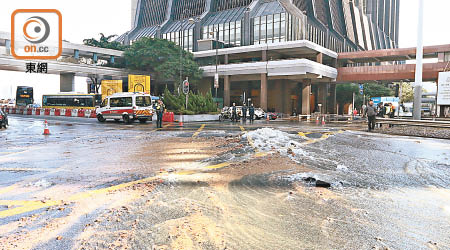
[96,92,153,124]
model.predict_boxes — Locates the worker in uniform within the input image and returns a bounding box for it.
[155,99,165,128]
[242,103,247,123]
[249,104,255,124]
[231,103,237,123]
[365,100,377,132]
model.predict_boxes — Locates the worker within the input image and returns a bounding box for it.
[155,99,165,128]
[231,103,237,123]
[242,104,247,123]
[365,100,377,132]
[249,104,255,124]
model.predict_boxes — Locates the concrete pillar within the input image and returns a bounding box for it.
[262,50,267,61]
[260,73,268,111]
[438,52,445,63]
[224,75,230,107]
[193,21,201,52]
[317,84,328,114]
[329,84,337,114]
[110,56,115,64]
[302,80,311,115]
[74,49,79,59]
[60,73,75,92]
[93,53,98,63]
[5,39,11,55]
[243,9,251,46]
[316,53,323,64]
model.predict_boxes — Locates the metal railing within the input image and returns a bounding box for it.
[376,118,450,129]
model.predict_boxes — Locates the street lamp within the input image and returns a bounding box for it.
[178,12,195,94]
[209,28,220,98]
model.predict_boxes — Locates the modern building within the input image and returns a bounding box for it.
[118,0,400,115]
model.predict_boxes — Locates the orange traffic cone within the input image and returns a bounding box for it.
[43,120,50,135]
[266,114,270,121]
[321,116,326,126]
[179,114,184,127]
[316,116,319,125]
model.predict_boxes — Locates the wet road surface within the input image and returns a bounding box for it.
[0,115,449,250]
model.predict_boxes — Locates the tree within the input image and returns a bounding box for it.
[83,33,127,51]
[401,82,414,103]
[124,38,203,89]
[336,83,393,111]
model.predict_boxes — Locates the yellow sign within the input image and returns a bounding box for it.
[128,75,151,94]
[101,80,123,101]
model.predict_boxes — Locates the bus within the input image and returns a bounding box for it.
[42,94,102,110]
[16,86,34,107]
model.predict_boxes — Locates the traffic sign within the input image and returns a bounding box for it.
[359,84,364,95]
[214,73,219,89]
[183,80,189,94]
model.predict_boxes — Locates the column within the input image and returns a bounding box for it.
[93,53,98,63]
[317,84,328,114]
[260,73,268,111]
[74,49,79,59]
[110,56,115,64]
[329,84,337,114]
[60,73,75,92]
[224,75,230,107]
[316,53,323,64]
[302,79,311,115]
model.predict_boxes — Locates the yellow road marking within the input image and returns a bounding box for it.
[240,126,257,151]
[192,124,206,138]
[299,130,345,145]
[205,162,231,169]
[0,175,162,219]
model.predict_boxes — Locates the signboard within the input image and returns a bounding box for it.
[128,75,151,94]
[101,80,122,101]
[437,72,450,105]
[359,84,364,95]
[372,97,400,107]
[214,73,219,89]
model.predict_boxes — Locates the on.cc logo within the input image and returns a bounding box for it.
[23,16,51,44]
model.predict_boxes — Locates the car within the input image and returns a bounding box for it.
[0,109,8,128]
[266,112,278,120]
[219,106,266,121]
[96,92,154,124]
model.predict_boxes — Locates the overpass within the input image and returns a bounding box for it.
[0,31,137,92]
[337,44,450,83]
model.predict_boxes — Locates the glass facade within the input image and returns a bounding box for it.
[162,29,194,51]
[253,13,287,44]
[202,21,242,46]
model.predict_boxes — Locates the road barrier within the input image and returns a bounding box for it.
[376,118,450,129]
[0,106,97,119]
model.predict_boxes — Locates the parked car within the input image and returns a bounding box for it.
[266,112,278,120]
[96,92,154,124]
[219,106,266,121]
[0,109,8,128]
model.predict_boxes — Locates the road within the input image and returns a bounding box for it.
[1,115,449,250]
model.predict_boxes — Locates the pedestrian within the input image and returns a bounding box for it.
[249,104,255,124]
[365,100,377,132]
[231,103,237,123]
[242,103,247,123]
[361,104,367,118]
[155,99,165,128]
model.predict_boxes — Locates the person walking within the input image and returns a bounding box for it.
[155,99,165,128]
[231,103,237,123]
[365,100,377,132]
[241,104,247,123]
[249,104,255,124]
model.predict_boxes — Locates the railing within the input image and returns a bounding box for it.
[376,118,450,129]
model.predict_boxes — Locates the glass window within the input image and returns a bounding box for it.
[110,97,132,108]
[136,96,151,107]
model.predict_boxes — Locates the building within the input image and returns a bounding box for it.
[118,0,400,115]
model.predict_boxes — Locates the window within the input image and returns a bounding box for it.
[136,96,152,107]
[110,97,132,108]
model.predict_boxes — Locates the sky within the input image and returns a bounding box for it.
[0,0,449,101]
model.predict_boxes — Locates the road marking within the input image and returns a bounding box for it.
[205,162,231,169]
[0,175,162,219]
[298,130,345,145]
[240,126,257,151]
[192,124,206,138]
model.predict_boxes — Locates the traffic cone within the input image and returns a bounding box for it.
[266,114,270,121]
[43,120,50,135]
[179,114,184,127]
[322,116,326,126]
[316,116,319,125]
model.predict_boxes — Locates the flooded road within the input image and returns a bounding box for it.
[0,115,449,249]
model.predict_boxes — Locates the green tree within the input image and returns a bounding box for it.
[163,87,217,114]
[124,38,203,89]
[401,82,414,103]
[336,83,393,110]
[83,33,127,51]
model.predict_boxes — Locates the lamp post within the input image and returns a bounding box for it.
[413,0,424,120]
[210,28,220,98]
[179,11,195,94]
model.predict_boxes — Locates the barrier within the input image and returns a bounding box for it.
[45,108,51,116]
[72,109,78,117]
[54,109,60,116]
[163,112,174,122]
[76,109,84,117]
[65,109,72,117]
[26,108,32,115]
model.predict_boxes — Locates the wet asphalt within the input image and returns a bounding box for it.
[1,115,450,250]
